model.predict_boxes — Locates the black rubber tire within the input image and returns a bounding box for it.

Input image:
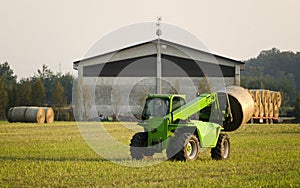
[129,132,154,160]
[167,132,200,161]
[211,133,230,160]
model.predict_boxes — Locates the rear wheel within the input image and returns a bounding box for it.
[129,132,154,160]
[167,132,200,161]
[211,133,230,160]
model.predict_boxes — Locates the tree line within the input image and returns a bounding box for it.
[241,48,300,119]
[0,62,74,119]
[1,47,300,121]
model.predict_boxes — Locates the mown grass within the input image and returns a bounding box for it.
[0,121,299,187]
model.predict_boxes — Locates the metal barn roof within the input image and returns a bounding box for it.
[73,39,243,71]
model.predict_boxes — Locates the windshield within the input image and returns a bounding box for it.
[142,98,170,120]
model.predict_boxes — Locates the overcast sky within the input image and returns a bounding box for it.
[1,0,299,79]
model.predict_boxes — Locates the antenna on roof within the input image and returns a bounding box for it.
[156,17,162,94]
[156,16,162,38]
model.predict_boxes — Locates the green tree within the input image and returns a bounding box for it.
[295,91,300,122]
[18,79,32,105]
[31,78,46,106]
[57,73,74,104]
[0,62,17,81]
[0,62,17,108]
[35,64,54,79]
[34,65,74,105]
[242,48,299,108]
[51,81,65,107]
[0,78,9,119]
[35,64,55,105]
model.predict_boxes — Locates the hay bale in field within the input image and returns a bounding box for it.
[219,86,254,132]
[255,90,263,117]
[249,90,255,100]
[8,106,45,123]
[264,90,271,117]
[7,107,14,122]
[8,106,27,122]
[273,103,280,118]
[276,92,282,108]
[24,107,45,123]
[247,90,261,118]
[260,89,266,104]
[254,90,260,103]
[269,100,274,117]
[43,107,54,123]
[248,90,259,118]
[248,89,282,119]
[253,101,259,117]
[259,100,264,117]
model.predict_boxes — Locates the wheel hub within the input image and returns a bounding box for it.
[186,140,197,159]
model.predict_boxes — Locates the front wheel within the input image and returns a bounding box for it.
[129,132,154,160]
[167,132,200,161]
[211,133,230,160]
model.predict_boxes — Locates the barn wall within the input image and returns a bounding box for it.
[76,76,235,117]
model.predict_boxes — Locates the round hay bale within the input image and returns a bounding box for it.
[269,101,274,117]
[264,90,271,117]
[260,90,267,105]
[253,101,259,117]
[24,107,45,123]
[269,91,278,118]
[264,101,269,117]
[271,92,276,104]
[9,106,27,123]
[277,92,282,107]
[259,100,264,117]
[7,107,14,122]
[43,107,54,123]
[248,90,258,117]
[273,103,279,118]
[219,86,254,132]
[255,90,260,103]
[249,90,255,100]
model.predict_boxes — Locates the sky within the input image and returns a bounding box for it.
[0,0,299,79]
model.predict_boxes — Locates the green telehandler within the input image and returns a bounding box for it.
[130,86,254,161]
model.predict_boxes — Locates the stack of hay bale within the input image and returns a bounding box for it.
[248,89,282,122]
[8,106,54,124]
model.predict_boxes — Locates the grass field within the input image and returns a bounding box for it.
[0,121,299,187]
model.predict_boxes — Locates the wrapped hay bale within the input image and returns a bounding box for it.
[8,106,45,123]
[8,106,27,122]
[24,107,45,123]
[7,107,14,122]
[43,107,54,123]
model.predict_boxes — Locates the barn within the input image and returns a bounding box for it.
[73,39,244,119]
